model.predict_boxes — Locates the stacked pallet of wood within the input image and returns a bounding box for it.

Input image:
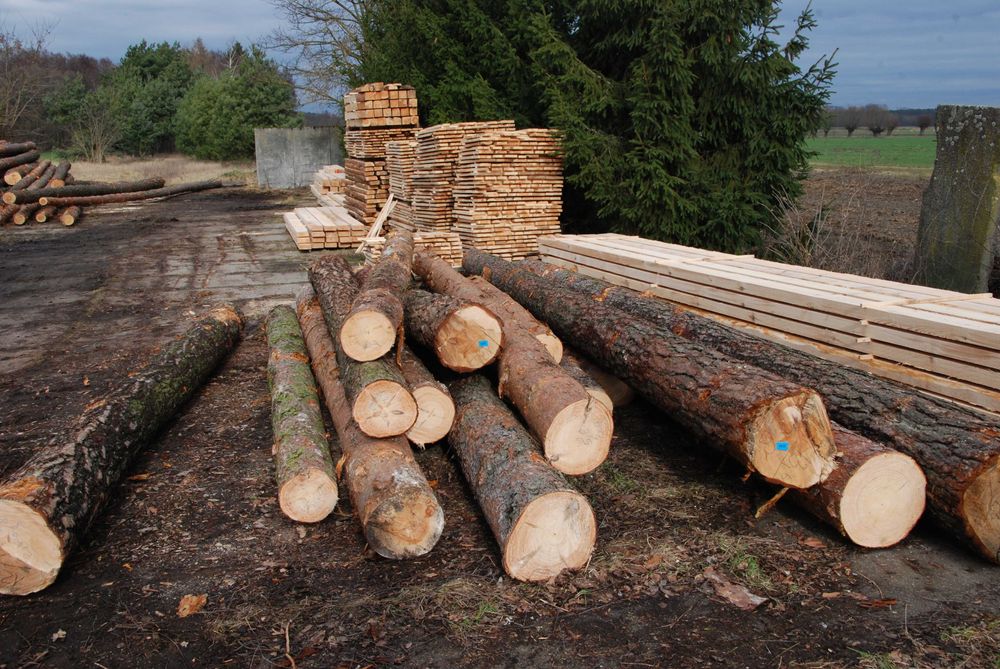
[453,129,563,260]
[362,231,463,267]
[537,233,1000,413]
[283,205,367,252]
[410,120,516,231]
[312,165,345,196]
[385,139,417,231]
[343,83,420,226]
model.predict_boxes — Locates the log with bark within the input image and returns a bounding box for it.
[559,349,613,413]
[33,205,57,223]
[49,162,71,188]
[464,249,838,489]
[398,346,455,446]
[512,258,1000,564]
[12,205,40,226]
[266,306,339,523]
[3,162,37,185]
[37,179,224,207]
[0,141,37,158]
[296,288,444,558]
[0,305,242,596]
[309,255,418,438]
[790,424,926,548]
[0,150,40,175]
[402,288,502,372]
[0,204,17,225]
[448,375,596,581]
[340,230,414,362]
[59,206,82,227]
[565,348,635,408]
[11,165,55,225]
[7,160,50,191]
[4,177,166,205]
[413,251,561,361]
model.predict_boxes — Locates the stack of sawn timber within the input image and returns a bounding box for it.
[385,139,417,231]
[537,233,1000,414]
[465,249,1000,565]
[282,204,367,252]
[362,230,463,267]
[343,83,419,225]
[311,164,346,206]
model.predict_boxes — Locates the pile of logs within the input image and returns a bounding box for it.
[362,230,463,267]
[0,139,225,228]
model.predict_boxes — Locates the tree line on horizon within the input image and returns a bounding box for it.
[819,105,936,137]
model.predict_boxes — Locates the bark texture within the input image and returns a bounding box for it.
[448,375,596,582]
[402,288,502,372]
[266,306,338,523]
[559,349,613,413]
[0,141,37,158]
[0,150,40,175]
[511,257,1000,563]
[59,206,81,226]
[5,177,166,205]
[33,205,57,223]
[49,161,71,188]
[38,180,223,207]
[0,305,243,595]
[8,160,50,191]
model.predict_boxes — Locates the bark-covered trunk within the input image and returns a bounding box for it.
[448,375,596,582]
[0,150,41,175]
[0,204,17,225]
[59,206,82,227]
[266,306,338,523]
[3,162,38,185]
[0,305,243,596]
[340,230,414,362]
[4,177,165,205]
[402,288,502,372]
[33,205,57,223]
[565,347,635,408]
[38,180,223,207]
[559,349,613,413]
[464,249,838,490]
[466,276,563,363]
[49,161,71,188]
[510,258,1000,564]
[7,160,50,191]
[296,288,444,559]
[309,255,417,438]
[398,346,455,446]
[0,141,37,158]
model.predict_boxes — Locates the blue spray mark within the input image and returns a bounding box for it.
[775,441,790,452]
[478,340,490,348]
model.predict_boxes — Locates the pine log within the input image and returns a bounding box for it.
[566,348,635,408]
[48,161,71,188]
[34,205,57,223]
[296,288,444,558]
[790,424,926,548]
[8,160,50,191]
[402,289,502,372]
[266,306,338,523]
[0,204,16,225]
[413,251,561,360]
[399,346,455,446]
[37,179,223,207]
[0,305,243,596]
[559,349,613,413]
[448,375,596,582]
[59,206,82,227]
[3,162,37,185]
[513,259,1000,564]
[308,255,418,438]
[0,150,40,175]
[0,141,37,158]
[12,205,39,226]
[464,249,837,489]
[4,177,165,205]
[340,230,414,362]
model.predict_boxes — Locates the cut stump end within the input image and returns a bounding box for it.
[278,468,339,523]
[964,456,1000,562]
[340,311,396,362]
[504,491,596,582]
[353,379,418,438]
[407,385,456,446]
[750,393,836,489]
[0,501,63,596]
[840,452,926,548]
[543,398,613,476]
[366,486,445,559]
[436,305,502,371]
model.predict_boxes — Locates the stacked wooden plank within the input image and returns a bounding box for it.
[343,83,420,226]
[283,205,367,252]
[411,120,516,231]
[385,139,417,231]
[313,165,345,195]
[538,233,1000,413]
[453,129,563,260]
[363,231,463,267]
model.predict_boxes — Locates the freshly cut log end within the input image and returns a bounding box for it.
[437,304,503,371]
[544,397,614,475]
[339,308,396,362]
[353,378,419,438]
[838,453,926,548]
[749,393,836,489]
[363,480,446,558]
[466,276,563,362]
[0,498,63,596]
[60,206,81,227]
[408,385,455,445]
[505,491,596,582]
[964,456,1000,562]
[278,468,340,523]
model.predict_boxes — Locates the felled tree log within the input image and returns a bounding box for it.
[399,346,455,446]
[566,348,634,408]
[0,204,17,225]
[34,205,58,223]
[59,206,82,227]
[790,425,926,548]
[296,288,443,558]
[11,163,56,225]
[12,205,40,226]
[4,177,166,205]
[0,305,242,596]
[37,179,223,207]
[413,251,561,360]
[49,161,71,188]
[7,160,50,191]
[0,141,37,158]
[402,288,502,372]
[340,230,414,361]
[448,375,596,582]
[309,255,417,438]
[0,150,40,175]
[513,258,1000,564]
[559,349,613,413]
[266,306,338,523]
[465,249,837,489]
[3,162,37,185]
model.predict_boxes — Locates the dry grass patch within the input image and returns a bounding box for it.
[70,154,256,186]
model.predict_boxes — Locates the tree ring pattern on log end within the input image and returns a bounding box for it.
[407,386,456,446]
[543,398,613,475]
[504,491,596,582]
[278,468,340,523]
[436,306,502,371]
[749,393,836,489]
[0,500,63,596]
[340,310,396,362]
[365,486,445,559]
[839,452,926,548]
[963,454,1000,562]
[353,380,418,438]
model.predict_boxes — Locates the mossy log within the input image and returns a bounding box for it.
[402,288,502,372]
[465,249,837,490]
[512,258,1000,563]
[0,305,243,596]
[266,306,338,523]
[398,347,455,446]
[296,288,443,558]
[448,375,596,582]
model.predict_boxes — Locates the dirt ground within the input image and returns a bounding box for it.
[1,177,998,668]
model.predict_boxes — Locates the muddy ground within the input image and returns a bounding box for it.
[1,176,997,668]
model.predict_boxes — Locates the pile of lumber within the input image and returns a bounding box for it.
[453,129,563,260]
[411,120,515,231]
[537,233,1000,413]
[362,230,463,267]
[283,206,367,251]
[385,139,417,231]
[343,83,419,226]
[312,164,345,198]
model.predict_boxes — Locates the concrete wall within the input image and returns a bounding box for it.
[255,126,343,189]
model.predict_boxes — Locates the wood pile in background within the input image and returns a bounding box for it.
[344,82,419,129]
[362,230,463,267]
[311,164,346,200]
[283,206,366,252]
[386,139,417,231]
[453,129,563,260]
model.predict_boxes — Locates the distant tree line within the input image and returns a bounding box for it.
[823,105,934,137]
[1,26,302,162]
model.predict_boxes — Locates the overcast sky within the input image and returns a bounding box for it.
[1,0,998,109]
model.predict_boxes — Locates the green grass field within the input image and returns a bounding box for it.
[807,132,937,172]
